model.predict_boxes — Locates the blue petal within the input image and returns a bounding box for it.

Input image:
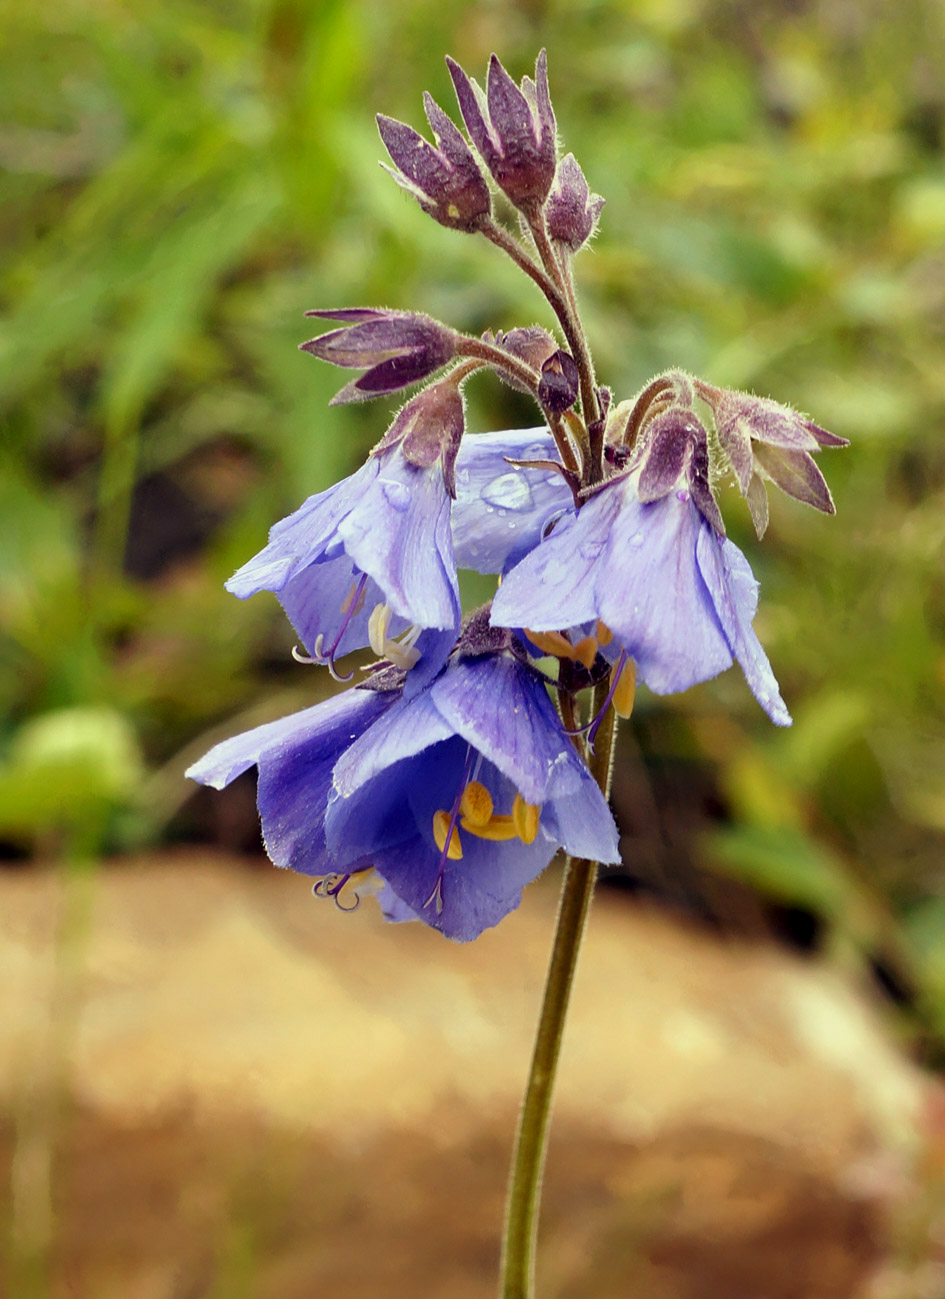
[338,447,460,630]
[403,625,456,699]
[330,689,454,800]
[428,653,586,803]
[225,460,379,599]
[695,527,792,726]
[185,690,384,789]
[591,486,734,695]
[490,509,600,630]
[543,781,621,864]
[376,877,422,925]
[452,429,572,574]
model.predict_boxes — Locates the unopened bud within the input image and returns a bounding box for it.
[538,349,579,415]
[546,154,604,252]
[377,94,491,232]
[447,50,557,211]
[374,380,466,497]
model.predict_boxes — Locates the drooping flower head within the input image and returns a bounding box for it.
[187,615,620,941]
[226,378,465,686]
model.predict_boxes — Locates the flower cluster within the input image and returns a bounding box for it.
[188,52,846,941]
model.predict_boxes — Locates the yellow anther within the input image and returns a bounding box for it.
[572,635,598,670]
[433,810,463,859]
[367,603,421,670]
[460,780,493,828]
[462,814,518,842]
[368,603,392,658]
[595,620,613,647]
[613,658,637,719]
[525,629,574,659]
[340,580,366,617]
[512,794,541,845]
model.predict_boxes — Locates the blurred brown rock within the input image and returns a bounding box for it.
[0,855,926,1298]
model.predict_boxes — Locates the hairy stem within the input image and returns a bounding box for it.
[499,680,618,1299]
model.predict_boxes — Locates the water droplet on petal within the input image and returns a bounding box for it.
[676,489,690,503]
[481,472,534,511]
[381,478,410,511]
[579,539,605,562]
[628,532,644,548]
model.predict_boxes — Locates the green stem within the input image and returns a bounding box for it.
[499,684,618,1299]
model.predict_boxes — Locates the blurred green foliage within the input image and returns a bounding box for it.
[1,0,944,1030]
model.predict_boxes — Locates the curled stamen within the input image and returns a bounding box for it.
[312,872,362,912]
[293,572,369,682]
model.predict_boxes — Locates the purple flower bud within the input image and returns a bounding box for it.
[447,50,557,211]
[546,154,604,252]
[374,380,466,497]
[300,308,457,404]
[377,93,492,232]
[538,349,579,415]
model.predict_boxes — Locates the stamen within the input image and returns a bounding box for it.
[512,794,540,845]
[432,809,463,859]
[525,627,599,667]
[571,635,598,670]
[595,620,614,647]
[460,780,493,827]
[368,604,422,670]
[613,656,636,719]
[462,814,518,841]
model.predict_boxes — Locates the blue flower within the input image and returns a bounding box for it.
[188,633,620,943]
[226,383,466,687]
[491,470,791,726]
[325,639,620,940]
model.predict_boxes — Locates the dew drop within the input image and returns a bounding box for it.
[481,472,534,511]
[579,539,605,562]
[628,531,644,548]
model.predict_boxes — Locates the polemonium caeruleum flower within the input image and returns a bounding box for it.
[324,616,620,940]
[486,411,792,725]
[226,380,464,688]
[188,615,619,942]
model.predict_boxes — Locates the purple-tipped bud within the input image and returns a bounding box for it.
[300,309,457,405]
[538,349,579,415]
[374,379,466,497]
[377,94,491,232]
[698,383,847,536]
[546,154,604,252]
[447,50,558,211]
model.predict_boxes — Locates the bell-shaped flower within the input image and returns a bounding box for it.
[377,93,492,231]
[300,308,457,405]
[447,50,557,211]
[226,381,464,687]
[491,411,792,726]
[324,620,621,940]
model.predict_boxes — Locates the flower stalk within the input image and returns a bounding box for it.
[500,680,618,1299]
